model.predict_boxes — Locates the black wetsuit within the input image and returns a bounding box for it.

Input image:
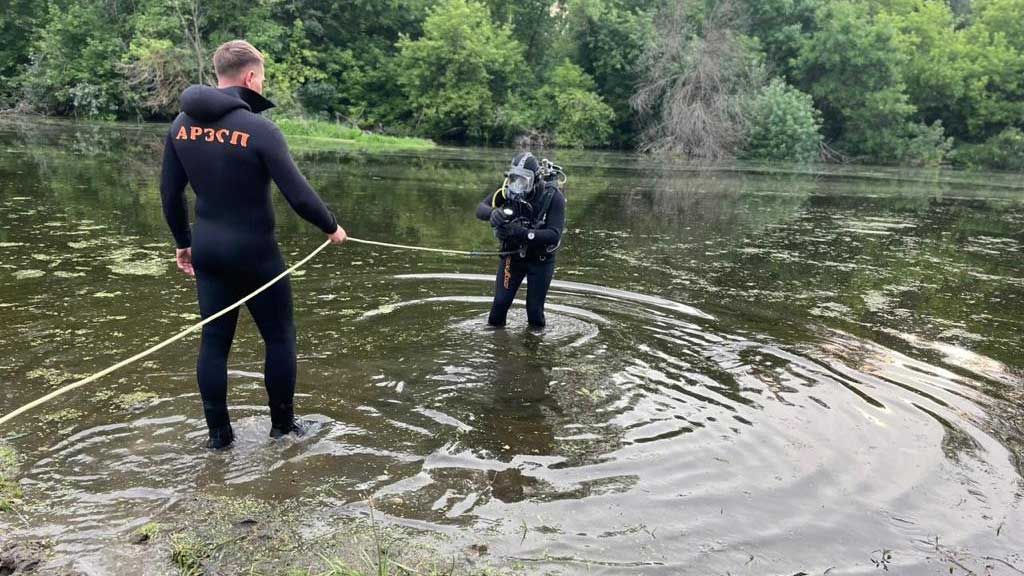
[160,85,338,438]
[475,184,565,327]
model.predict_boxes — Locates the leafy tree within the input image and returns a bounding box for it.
[0,0,47,97]
[21,1,131,118]
[484,0,564,69]
[531,61,615,147]
[950,127,1024,171]
[741,79,821,162]
[743,0,821,79]
[288,0,430,126]
[562,0,655,146]
[796,1,950,164]
[886,2,972,138]
[394,0,526,141]
[972,0,1024,52]
[959,1,1024,140]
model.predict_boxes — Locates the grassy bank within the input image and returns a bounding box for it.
[275,118,436,152]
[137,495,515,576]
[0,444,20,512]
[0,114,436,153]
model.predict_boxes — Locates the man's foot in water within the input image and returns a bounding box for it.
[269,403,307,438]
[269,417,307,439]
[206,424,235,450]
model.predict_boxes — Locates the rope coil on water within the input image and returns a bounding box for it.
[0,236,511,427]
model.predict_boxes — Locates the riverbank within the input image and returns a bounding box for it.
[0,443,19,512]
[0,113,437,152]
[274,118,437,152]
[1,493,520,575]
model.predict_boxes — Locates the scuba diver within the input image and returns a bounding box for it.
[475,152,566,329]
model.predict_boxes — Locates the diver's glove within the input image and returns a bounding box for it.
[505,221,528,241]
[495,221,511,241]
[489,208,507,228]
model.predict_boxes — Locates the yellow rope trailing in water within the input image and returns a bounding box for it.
[0,236,508,427]
[347,237,513,256]
[0,239,332,428]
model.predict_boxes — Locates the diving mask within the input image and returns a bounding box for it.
[506,153,537,201]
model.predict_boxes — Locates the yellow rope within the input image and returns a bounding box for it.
[0,239,332,427]
[346,237,511,256]
[0,235,510,427]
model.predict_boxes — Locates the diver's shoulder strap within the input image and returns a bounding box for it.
[535,184,558,226]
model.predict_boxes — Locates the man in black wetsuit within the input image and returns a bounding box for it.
[160,40,347,449]
[475,152,566,329]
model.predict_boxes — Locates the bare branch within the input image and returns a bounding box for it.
[632,0,763,160]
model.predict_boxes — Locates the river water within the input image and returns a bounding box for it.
[0,118,1022,574]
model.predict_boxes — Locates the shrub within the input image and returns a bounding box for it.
[533,62,615,148]
[742,79,822,162]
[951,127,1024,171]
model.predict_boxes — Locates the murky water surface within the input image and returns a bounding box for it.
[1,118,1022,574]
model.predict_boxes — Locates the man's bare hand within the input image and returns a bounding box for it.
[176,247,195,277]
[328,226,348,245]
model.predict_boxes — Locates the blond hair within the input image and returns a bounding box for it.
[213,40,264,79]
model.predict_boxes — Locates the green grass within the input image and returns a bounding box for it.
[169,531,213,576]
[133,521,161,543]
[0,443,22,512]
[274,118,436,151]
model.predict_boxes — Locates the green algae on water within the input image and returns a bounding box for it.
[106,246,167,277]
[12,269,44,280]
[38,408,84,426]
[111,391,158,412]
[25,367,75,387]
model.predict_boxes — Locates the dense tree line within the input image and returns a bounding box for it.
[0,0,1022,167]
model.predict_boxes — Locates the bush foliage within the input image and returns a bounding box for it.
[0,0,1020,163]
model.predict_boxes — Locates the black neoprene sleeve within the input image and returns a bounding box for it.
[259,126,338,234]
[160,132,192,249]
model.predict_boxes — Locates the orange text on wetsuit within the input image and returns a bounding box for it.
[175,125,250,148]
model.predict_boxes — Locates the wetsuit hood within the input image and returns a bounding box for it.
[180,85,275,122]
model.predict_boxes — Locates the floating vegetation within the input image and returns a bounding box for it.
[38,408,83,426]
[25,367,74,387]
[68,239,107,250]
[12,269,44,280]
[111,391,158,412]
[106,246,167,277]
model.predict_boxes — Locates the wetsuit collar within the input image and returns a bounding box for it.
[180,85,275,122]
[218,86,275,114]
